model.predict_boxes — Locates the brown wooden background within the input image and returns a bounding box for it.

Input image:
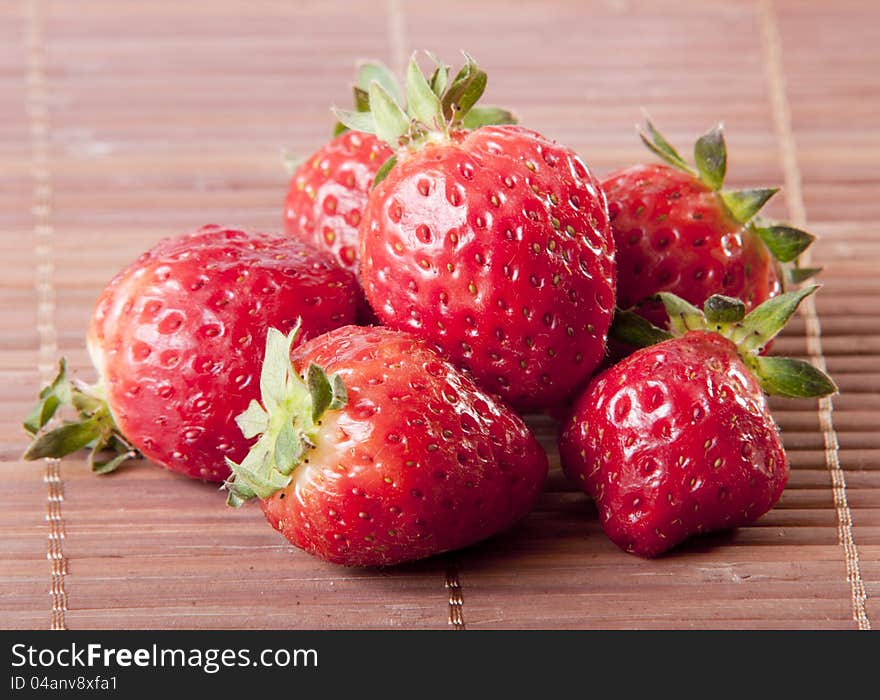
[2,0,877,630]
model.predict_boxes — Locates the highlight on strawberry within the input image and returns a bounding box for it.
[603,118,819,335]
[559,285,836,558]
[22,226,359,481]
[224,324,549,567]
[340,51,616,411]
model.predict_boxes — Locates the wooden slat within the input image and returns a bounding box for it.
[1,0,876,629]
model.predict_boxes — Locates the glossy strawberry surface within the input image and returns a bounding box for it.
[359,125,616,411]
[261,325,549,566]
[87,226,358,481]
[559,331,788,557]
[284,130,393,272]
[603,163,781,328]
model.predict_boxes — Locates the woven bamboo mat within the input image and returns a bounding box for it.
[2,0,877,630]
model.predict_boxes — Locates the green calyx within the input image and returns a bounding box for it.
[22,359,139,474]
[610,286,837,399]
[223,324,348,508]
[638,117,818,280]
[333,52,517,185]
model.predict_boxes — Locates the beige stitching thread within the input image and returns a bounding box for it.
[759,0,870,630]
[445,561,466,630]
[24,0,68,631]
[386,0,407,76]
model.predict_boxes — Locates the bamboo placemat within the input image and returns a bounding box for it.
[1,0,876,629]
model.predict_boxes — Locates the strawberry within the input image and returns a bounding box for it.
[603,119,819,333]
[284,130,392,272]
[23,225,359,481]
[342,53,615,411]
[284,59,515,326]
[224,324,548,566]
[282,62,396,273]
[559,287,836,557]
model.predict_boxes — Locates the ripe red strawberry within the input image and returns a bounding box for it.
[559,288,835,557]
[283,128,392,272]
[23,225,359,481]
[224,324,549,566]
[284,60,514,326]
[283,63,400,324]
[344,54,615,410]
[603,120,819,332]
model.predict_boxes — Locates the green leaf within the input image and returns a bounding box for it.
[235,400,269,439]
[460,106,517,129]
[307,363,333,423]
[332,121,348,137]
[23,358,70,435]
[638,118,695,175]
[372,155,398,188]
[307,363,347,421]
[452,74,487,118]
[753,356,837,398]
[332,84,372,136]
[693,124,727,190]
[441,60,473,110]
[225,485,250,509]
[23,359,139,471]
[24,394,59,437]
[259,326,297,411]
[752,222,815,263]
[23,418,103,461]
[89,435,137,475]
[369,81,411,146]
[353,85,370,112]
[273,420,303,476]
[90,450,135,475]
[227,326,348,506]
[735,285,819,353]
[441,54,487,121]
[356,61,401,105]
[429,64,448,97]
[329,374,348,410]
[70,388,104,414]
[657,293,705,336]
[406,53,443,127]
[787,266,823,284]
[703,295,746,325]
[609,309,673,349]
[720,187,778,224]
[332,108,376,135]
[229,434,288,500]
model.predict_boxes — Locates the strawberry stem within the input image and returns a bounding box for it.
[638,117,697,177]
[223,323,348,507]
[693,124,727,190]
[636,117,817,269]
[332,51,517,161]
[22,359,139,473]
[752,220,816,263]
[610,287,837,399]
[720,187,779,224]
